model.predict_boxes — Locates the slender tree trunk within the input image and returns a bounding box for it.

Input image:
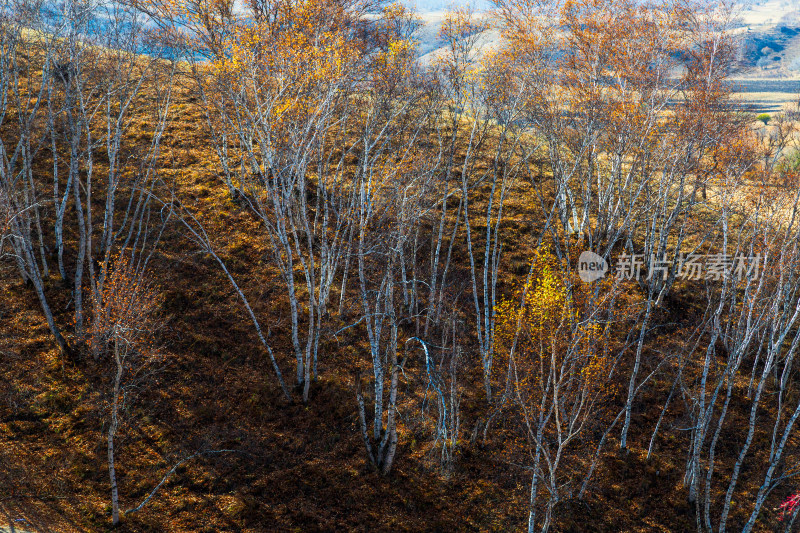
[109,336,123,526]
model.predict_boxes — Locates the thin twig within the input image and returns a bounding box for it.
[124,449,245,516]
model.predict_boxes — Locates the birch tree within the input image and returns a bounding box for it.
[495,250,620,532]
[87,250,162,526]
[0,0,173,357]
[0,0,71,354]
[350,14,444,474]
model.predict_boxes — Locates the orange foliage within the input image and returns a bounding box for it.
[87,252,160,358]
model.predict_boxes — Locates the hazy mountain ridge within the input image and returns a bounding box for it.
[404,0,491,12]
[413,1,800,81]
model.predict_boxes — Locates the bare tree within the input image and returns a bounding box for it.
[0,0,71,354]
[344,10,448,472]
[0,0,174,359]
[494,251,620,533]
[143,0,389,402]
[87,250,162,525]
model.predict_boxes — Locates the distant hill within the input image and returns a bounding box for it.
[403,0,491,13]
[412,1,800,80]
